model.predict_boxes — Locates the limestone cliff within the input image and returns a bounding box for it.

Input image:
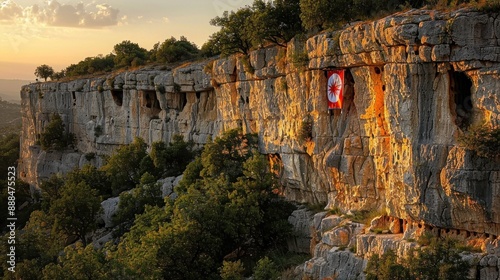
[20,8,500,243]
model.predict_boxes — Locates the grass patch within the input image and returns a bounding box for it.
[328,206,342,216]
[346,209,387,226]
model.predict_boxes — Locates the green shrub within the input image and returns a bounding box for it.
[154,36,199,63]
[113,172,164,231]
[366,237,472,280]
[39,114,74,151]
[101,137,152,195]
[220,260,245,280]
[150,135,196,178]
[458,123,500,158]
[253,257,279,280]
[347,209,387,226]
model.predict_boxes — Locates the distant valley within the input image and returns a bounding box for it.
[0,99,21,137]
[0,79,31,103]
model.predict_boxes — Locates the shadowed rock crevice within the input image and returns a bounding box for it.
[449,69,473,130]
[111,89,123,107]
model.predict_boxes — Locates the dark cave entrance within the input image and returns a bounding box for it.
[111,90,123,106]
[450,70,473,130]
[141,90,162,117]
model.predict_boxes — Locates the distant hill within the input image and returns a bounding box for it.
[0,79,31,103]
[0,100,21,137]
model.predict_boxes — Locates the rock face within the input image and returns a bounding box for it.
[19,7,500,247]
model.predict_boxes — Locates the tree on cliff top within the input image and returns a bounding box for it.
[113,40,148,68]
[205,0,303,56]
[154,36,199,63]
[208,8,255,56]
[250,0,303,47]
[35,65,55,82]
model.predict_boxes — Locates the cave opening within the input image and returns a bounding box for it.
[450,70,473,130]
[141,90,162,117]
[179,93,187,111]
[111,90,123,106]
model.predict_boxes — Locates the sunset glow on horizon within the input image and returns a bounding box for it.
[0,0,254,80]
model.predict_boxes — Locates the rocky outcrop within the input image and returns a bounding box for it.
[19,7,500,263]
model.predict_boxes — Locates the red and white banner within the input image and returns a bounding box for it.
[327,69,344,110]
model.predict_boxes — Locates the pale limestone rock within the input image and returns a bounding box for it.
[288,208,314,253]
[101,197,119,228]
[19,9,500,259]
[321,215,343,232]
[158,175,183,199]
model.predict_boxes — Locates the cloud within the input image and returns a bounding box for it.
[162,17,169,23]
[0,0,23,21]
[1,0,120,28]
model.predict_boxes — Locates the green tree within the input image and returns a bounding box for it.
[110,206,170,279]
[65,54,115,77]
[66,165,112,198]
[366,249,410,280]
[200,39,221,57]
[365,237,472,280]
[220,260,245,280]
[39,174,65,211]
[110,130,294,279]
[49,182,102,246]
[35,64,54,81]
[250,0,303,47]
[50,70,66,81]
[208,8,255,56]
[150,135,196,178]
[101,137,153,195]
[0,211,65,279]
[39,114,74,151]
[155,36,199,63]
[113,172,164,230]
[253,256,280,280]
[113,40,148,68]
[40,243,128,280]
[300,0,354,31]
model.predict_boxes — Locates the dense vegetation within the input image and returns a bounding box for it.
[37,0,499,81]
[38,114,75,151]
[365,236,472,280]
[47,36,200,80]
[1,130,298,279]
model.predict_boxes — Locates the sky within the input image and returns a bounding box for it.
[0,0,256,80]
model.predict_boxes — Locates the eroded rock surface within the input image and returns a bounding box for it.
[20,8,500,247]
